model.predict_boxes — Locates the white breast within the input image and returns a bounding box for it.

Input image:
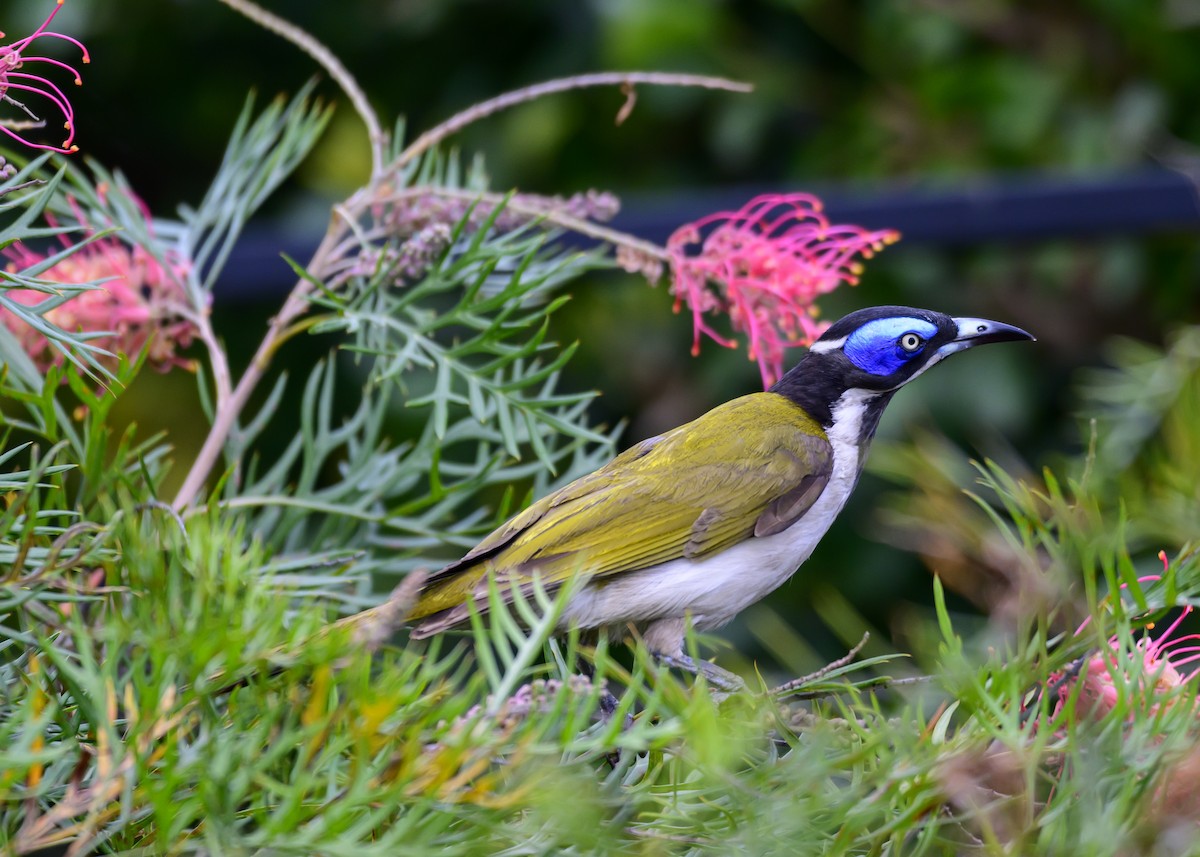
[560,389,875,632]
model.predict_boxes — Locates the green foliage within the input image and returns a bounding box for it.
[2,8,1200,854]
[0,160,122,384]
[1079,328,1200,547]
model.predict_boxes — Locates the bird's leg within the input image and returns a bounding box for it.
[655,652,746,695]
[644,616,746,697]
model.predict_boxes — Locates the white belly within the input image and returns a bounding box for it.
[559,390,871,632]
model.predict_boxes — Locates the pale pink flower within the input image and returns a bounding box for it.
[1052,556,1200,721]
[667,193,900,387]
[1065,610,1199,720]
[2,198,195,374]
[0,1,89,154]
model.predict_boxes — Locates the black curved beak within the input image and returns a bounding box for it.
[949,316,1036,349]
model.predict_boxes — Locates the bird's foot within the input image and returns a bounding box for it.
[577,654,633,728]
[655,653,746,697]
[595,688,636,768]
[598,688,621,717]
[598,687,634,730]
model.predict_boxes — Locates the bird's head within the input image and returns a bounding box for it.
[772,306,1034,429]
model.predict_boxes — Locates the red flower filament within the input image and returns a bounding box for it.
[666,192,900,387]
[0,1,90,154]
[1054,558,1200,721]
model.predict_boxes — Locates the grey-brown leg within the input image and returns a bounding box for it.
[655,652,746,694]
[643,616,745,695]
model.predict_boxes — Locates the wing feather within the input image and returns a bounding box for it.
[410,392,833,634]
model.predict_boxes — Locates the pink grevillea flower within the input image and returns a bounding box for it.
[666,193,900,387]
[1065,609,1200,720]
[1052,557,1200,721]
[1,200,195,374]
[0,1,89,154]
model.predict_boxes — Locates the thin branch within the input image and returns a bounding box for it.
[171,217,349,511]
[169,179,665,511]
[394,72,753,171]
[217,0,386,176]
[172,69,746,511]
[772,633,871,696]
[783,674,934,702]
[380,185,671,261]
[192,308,233,408]
[0,179,44,197]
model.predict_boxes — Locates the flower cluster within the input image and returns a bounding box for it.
[666,193,900,387]
[432,676,598,744]
[1,204,195,374]
[384,189,619,238]
[393,222,453,281]
[351,222,454,285]
[0,1,89,154]
[1051,560,1200,721]
[352,188,618,287]
[1059,608,1200,721]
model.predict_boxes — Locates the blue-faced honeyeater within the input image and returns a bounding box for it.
[407,306,1033,680]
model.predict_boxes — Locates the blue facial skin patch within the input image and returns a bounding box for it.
[844,317,939,376]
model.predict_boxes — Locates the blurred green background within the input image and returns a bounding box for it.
[7,0,1199,671]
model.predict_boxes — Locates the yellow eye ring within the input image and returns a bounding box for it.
[900,333,924,352]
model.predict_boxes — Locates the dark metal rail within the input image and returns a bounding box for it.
[216,168,1200,300]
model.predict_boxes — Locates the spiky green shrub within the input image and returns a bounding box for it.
[2,3,1199,855]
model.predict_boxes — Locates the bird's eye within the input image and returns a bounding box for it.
[899,333,924,352]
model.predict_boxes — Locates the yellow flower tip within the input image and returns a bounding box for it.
[849,262,864,276]
[58,0,66,6]
[82,54,91,64]
[67,144,78,153]
[74,76,82,85]
[1159,550,1169,563]
[846,276,860,286]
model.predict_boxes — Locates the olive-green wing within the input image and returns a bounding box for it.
[410,392,832,636]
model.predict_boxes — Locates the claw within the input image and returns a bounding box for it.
[656,652,746,695]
